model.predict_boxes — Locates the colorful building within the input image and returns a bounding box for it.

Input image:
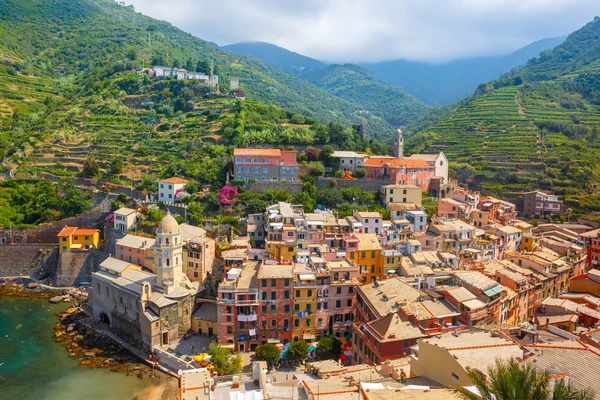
[216,263,260,352]
[380,185,422,207]
[158,177,188,203]
[113,208,141,233]
[233,148,299,182]
[292,266,317,342]
[362,157,435,191]
[57,226,100,253]
[345,233,383,283]
[257,263,294,344]
[115,234,156,272]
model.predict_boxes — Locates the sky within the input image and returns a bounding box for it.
[126,0,600,63]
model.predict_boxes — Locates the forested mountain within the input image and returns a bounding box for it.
[223,44,431,130]
[406,17,600,215]
[0,0,401,139]
[360,36,566,105]
[302,64,432,128]
[221,42,327,75]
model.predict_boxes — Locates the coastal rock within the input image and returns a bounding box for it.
[49,295,64,304]
[85,352,96,358]
[55,331,64,338]
[27,282,37,289]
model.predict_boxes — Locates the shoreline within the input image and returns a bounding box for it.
[1,280,181,398]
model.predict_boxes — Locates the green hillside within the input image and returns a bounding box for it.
[407,17,600,214]
[221,42,327,75]
[302,64,432,129]
[0,0,396,139]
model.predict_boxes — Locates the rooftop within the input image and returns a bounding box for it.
[524,346,600,395]
[234,148,282,156]
[364,389,461,400]
[159,177,189,183]
[453,270,499,291]
[257,264,294,279]
[358,278,427,318]
[368,313,425,342]
[192,302,217,322]
[116,234,155,249]
[114,207,138,216]
[57,226,99,237]
[363,158,431,169]
[331,150,365,158]
[356,233,383,251]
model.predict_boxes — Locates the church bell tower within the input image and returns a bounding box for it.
[155,212,184,295]
[393,129,404,158]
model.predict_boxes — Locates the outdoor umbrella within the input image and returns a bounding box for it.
[308,345,316,351]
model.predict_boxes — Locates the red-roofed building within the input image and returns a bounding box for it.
[57,226,100,253]
[362,157,435,191]
[233,148,299,182]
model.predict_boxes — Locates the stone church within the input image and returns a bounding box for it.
[91,212,196,350]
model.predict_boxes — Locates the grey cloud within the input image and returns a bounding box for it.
[126,0,600,62]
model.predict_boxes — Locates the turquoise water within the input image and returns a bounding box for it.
[0,297,148,400]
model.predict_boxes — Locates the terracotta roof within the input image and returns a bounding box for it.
[363,157,431,168]
[57,227,98,237]
[160,177,189,183]
[234,148,281,156]
[74,229,100,236]
[57,226,78,237]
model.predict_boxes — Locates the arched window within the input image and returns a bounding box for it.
[166,238,170,245]
[166,258,170,266]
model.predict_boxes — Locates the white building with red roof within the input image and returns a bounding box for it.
[158,177,188,203]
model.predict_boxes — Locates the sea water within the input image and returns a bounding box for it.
[0,296,148,400]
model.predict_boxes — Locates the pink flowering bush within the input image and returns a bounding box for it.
[218,185,238,206]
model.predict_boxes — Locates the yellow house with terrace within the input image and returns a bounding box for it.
[57,226,100,253]
[292,268,317,342]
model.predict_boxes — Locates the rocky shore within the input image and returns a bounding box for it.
[54,306,163,380]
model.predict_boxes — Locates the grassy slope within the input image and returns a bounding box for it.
[406,17,600,213]
[0,0,392,138]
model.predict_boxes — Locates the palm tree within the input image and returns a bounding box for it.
[457,358,594,400]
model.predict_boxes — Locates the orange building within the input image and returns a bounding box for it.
[362,158,435,191]
[570,270,600,297]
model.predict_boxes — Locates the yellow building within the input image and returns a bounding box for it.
[265,240,296,263]
[57,226,100,253]
[292,270,317,342]
[380,185,422,206]
[521,233,541,252]
[383,250,402,275]
[191,302,218,337]
[346,233,384,283]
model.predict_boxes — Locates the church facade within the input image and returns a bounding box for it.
[91,212,195,350]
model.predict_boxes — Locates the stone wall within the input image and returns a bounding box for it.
[0,244,58,279]
[244,179,389,194]
[0,211,109,244]
[245,181,303,195]
[314,179,388,192]
[55,250,108,287]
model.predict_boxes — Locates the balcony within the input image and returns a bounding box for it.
[238,313,258,322]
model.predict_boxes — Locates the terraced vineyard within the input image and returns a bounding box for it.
[0,64,62,123]
[19,97,236,180]
[416,86,540,165]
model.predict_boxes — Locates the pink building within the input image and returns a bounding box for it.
[352,210,383,235]
[437,198,468,219]
[233,148,299,182]
[115,234,156,272]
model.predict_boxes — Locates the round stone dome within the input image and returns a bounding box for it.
[157,211,180,234]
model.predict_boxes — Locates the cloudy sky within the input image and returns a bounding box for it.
[126,0,600,63]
